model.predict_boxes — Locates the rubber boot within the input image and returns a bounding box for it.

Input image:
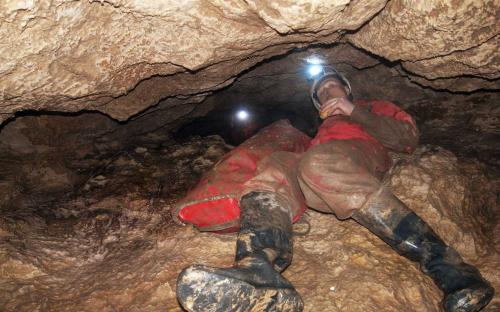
[352,188,494,312]
[176,191,303,312]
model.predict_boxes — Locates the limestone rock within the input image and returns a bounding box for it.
[402,36,500,81]
[349,0,499,91]
[0,138,498,311]
[1,0,498,123]
[0,0,385,123]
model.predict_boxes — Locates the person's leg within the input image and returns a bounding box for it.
[177,191,303,312]
[177,152,306,312]
[298,140,386,219]
[352,188,493,312]
[298,140,493,312]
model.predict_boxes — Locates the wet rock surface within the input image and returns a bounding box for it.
[1,0,498,122]
[349,0,499,92]
[1,1,498,310]
[0,0,384,122]
[0,134,498,311]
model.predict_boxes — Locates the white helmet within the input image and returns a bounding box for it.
[308,63,352,111]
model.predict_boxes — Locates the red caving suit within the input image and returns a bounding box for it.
[173,99,418,232]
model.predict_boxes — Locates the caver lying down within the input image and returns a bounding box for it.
[173,63,494,312]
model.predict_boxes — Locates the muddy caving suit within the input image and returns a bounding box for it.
[174,99,417,230]
[174,98,494,312]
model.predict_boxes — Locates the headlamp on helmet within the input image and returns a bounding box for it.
[304,54,327,78]
[303,54,352,111]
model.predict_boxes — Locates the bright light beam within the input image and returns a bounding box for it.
[308,64,323,77]
[236,110,249,121]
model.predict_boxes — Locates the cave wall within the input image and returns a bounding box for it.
[1,0,498,124]
[348,0,499,91]
[1,1,500,311]
[3,43,498,169]
[1,0,499,190]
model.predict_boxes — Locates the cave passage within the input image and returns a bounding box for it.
[174,105,318,146]
[174,45,500,170]
[2,0,500,308]
[0,44,498,312]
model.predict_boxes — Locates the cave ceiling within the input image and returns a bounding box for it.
[0,0,499,125]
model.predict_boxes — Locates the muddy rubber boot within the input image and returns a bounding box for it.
[352,188,494,312]
[177,191,303,312]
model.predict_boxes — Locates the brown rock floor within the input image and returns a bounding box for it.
[0,137,498,311]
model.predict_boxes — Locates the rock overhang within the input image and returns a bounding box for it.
[1,0,498,125]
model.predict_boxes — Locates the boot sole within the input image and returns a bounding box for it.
[177,265,303,312]
[444,285,494,312]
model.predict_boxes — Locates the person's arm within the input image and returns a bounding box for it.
[350,103,419,153]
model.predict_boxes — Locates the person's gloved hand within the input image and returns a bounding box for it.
[319,97,355,119]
